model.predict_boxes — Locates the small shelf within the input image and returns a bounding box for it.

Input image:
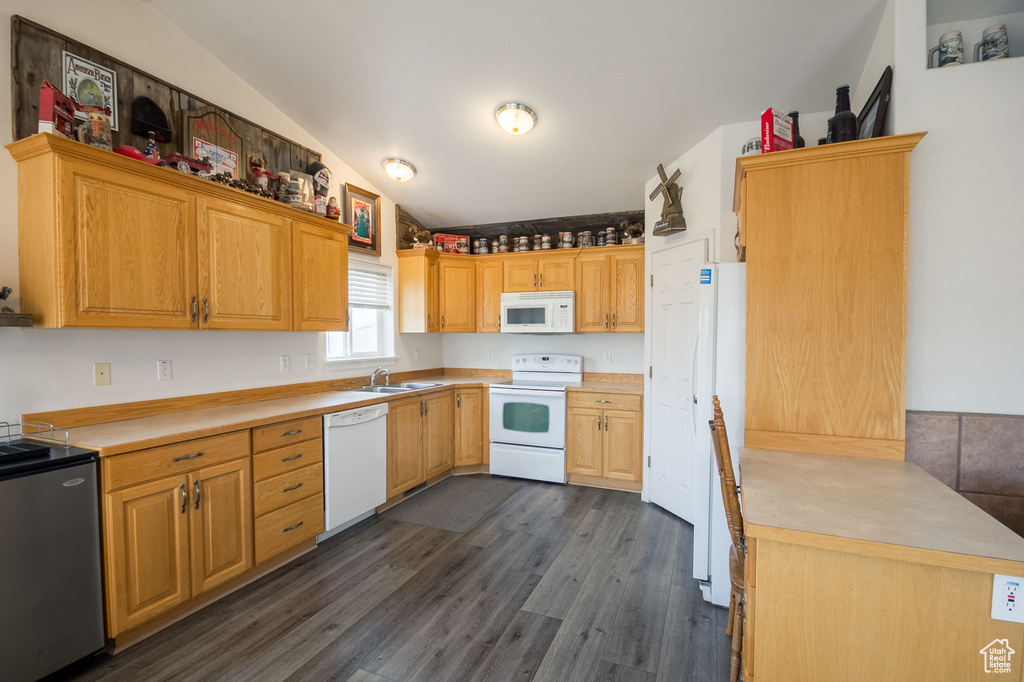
[0,312,33,327]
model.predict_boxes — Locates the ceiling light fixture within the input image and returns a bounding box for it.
[495,102,536,135]
[382,158,416,182]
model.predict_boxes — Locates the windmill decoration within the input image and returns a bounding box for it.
[649,163,687,235]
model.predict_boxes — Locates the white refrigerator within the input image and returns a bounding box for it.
[691,262,746,607]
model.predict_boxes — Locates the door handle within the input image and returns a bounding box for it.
[203,297,210,324]
[191,296,198,323]
[171,451,204,463]
[596,400,611,404]
[194,480,201,510]
[180,483,187,514]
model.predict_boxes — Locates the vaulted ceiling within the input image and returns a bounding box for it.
[150,0,888,228]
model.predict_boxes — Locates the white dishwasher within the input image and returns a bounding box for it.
[318,403,388,542]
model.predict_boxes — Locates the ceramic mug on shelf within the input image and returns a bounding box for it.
[929,30,964,68]
[975,24,1009,62]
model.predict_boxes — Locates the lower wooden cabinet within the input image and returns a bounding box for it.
[387,389,455,497]
[454,388,485,466]
[102,436,252,638]
[566,390,643,489]
[250,417,324,565]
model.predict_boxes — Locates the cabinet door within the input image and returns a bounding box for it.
[611,251,644,332]
[292,219,349,331]
[424,390,454,478]
[575,253,610,332]
[439,258,477,333]
[197,196,291,330]
[538,255,574,291]
[454,389,484,466]
[604,410,643,482]
[566,407,603,475]
[476,259,504,333]
[103,475,191,636]
[504,259,538,292]
[426,254,441,332]
[189,459,252,594]
[387,396,424,497]
[58,158,197,329]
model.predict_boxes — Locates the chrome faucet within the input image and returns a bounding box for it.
[369,367,390,386]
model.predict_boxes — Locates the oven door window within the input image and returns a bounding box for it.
[502,402,551,433]
[505,306,546,326]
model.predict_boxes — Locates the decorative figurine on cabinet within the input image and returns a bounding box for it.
[326,196,341,220]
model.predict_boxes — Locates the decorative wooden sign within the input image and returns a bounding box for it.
[184,107,242,178]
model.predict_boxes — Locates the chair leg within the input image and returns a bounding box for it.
[730,600,743,682]
[726,590,735,637]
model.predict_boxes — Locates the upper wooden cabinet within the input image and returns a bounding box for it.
[504,252,574,292]
[735,133,925,460]
[575,245,644,333]
[476,257,504,334]
[439,256,477,333]
[6,133,351,331]
[291,218,349,331]
[397,248,440,333]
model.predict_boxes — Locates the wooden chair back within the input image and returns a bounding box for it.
[710,395,744,548]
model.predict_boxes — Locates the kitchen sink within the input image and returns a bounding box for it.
[390,382,442,390]
[353,385,412,394]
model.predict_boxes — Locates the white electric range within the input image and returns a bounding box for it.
[488,354,582,483]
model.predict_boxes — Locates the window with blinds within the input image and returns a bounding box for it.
[326,262,394,360]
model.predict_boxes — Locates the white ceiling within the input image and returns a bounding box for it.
[150,0,888,229]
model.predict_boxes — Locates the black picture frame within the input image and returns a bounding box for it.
[857,65,893,140]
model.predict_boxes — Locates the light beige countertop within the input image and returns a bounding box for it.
[740,447,1024,571]
[60,375,642,456]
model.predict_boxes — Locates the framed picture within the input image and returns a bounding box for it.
[345,183,381,256]
[62,51,118,130]
[858,65,893,140]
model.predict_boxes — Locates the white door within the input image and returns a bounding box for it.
[649,238,708,523]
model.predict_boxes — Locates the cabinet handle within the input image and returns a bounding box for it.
[180,483,187,514]
[441,315,445,330]
[281,453,303,462]
[283,521,304,532]
[612,313,617,328]
[191,296,198,323]
[605,415,609,431]
[533,274,537,289]
[194,480,201,510]
[596,400,611,404]
[597,416,602,431]
[172,451,204,462]
[283,483,303,493]
[203,297,210,324]
[281,429,302,437]
[424,400,429,415]
[428,314,432,328]
[539,273,543,288]
[605,314,609,329]
[457,394,461,408]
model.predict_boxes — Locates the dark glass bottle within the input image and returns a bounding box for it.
[832,85,858,143]
[826,118,834,144]
[788,111,805,148]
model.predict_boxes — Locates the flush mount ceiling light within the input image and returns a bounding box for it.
[382,158,416,182]
[495,102,536,135]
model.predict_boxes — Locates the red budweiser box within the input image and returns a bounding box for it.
[432,233,470,253]
[760,108,794,153]
[38,81,76,139]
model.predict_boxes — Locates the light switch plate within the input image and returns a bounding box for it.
[992,574,1024,623]
[93,363,110,386]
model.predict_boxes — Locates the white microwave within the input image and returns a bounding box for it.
[500,291,575,333]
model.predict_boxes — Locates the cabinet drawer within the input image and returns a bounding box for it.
[252,416,321,453]
[254,493,323,564]
[567,391,642,412]
[253,462,323,517]
[252,438,323,481]
[103,431,250,492]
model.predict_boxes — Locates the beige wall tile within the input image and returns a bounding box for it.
[905,411,959,489]
[960,414,1024,495]
[962,492,1024,539]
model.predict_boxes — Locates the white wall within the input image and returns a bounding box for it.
[442,333,644,375]
[0,1,442,423]
[894,0,1024,413]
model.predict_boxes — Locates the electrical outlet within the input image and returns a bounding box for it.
[157,360,172,381]
[279,355,290,371]
[415,348,420,362]
[992,574,1024,623]
[305,354,317,370]
[603,352,612,363]
[93,363,111,386]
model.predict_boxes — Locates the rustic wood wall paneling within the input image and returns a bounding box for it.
[11,16,320,173]
[432,210,646,242]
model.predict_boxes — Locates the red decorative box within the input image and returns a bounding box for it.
[760,108,794,153]
[38,81,76,139]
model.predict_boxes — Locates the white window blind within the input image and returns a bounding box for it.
[348,266,391,310]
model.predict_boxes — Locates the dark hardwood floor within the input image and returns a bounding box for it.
[55,477,730,682]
